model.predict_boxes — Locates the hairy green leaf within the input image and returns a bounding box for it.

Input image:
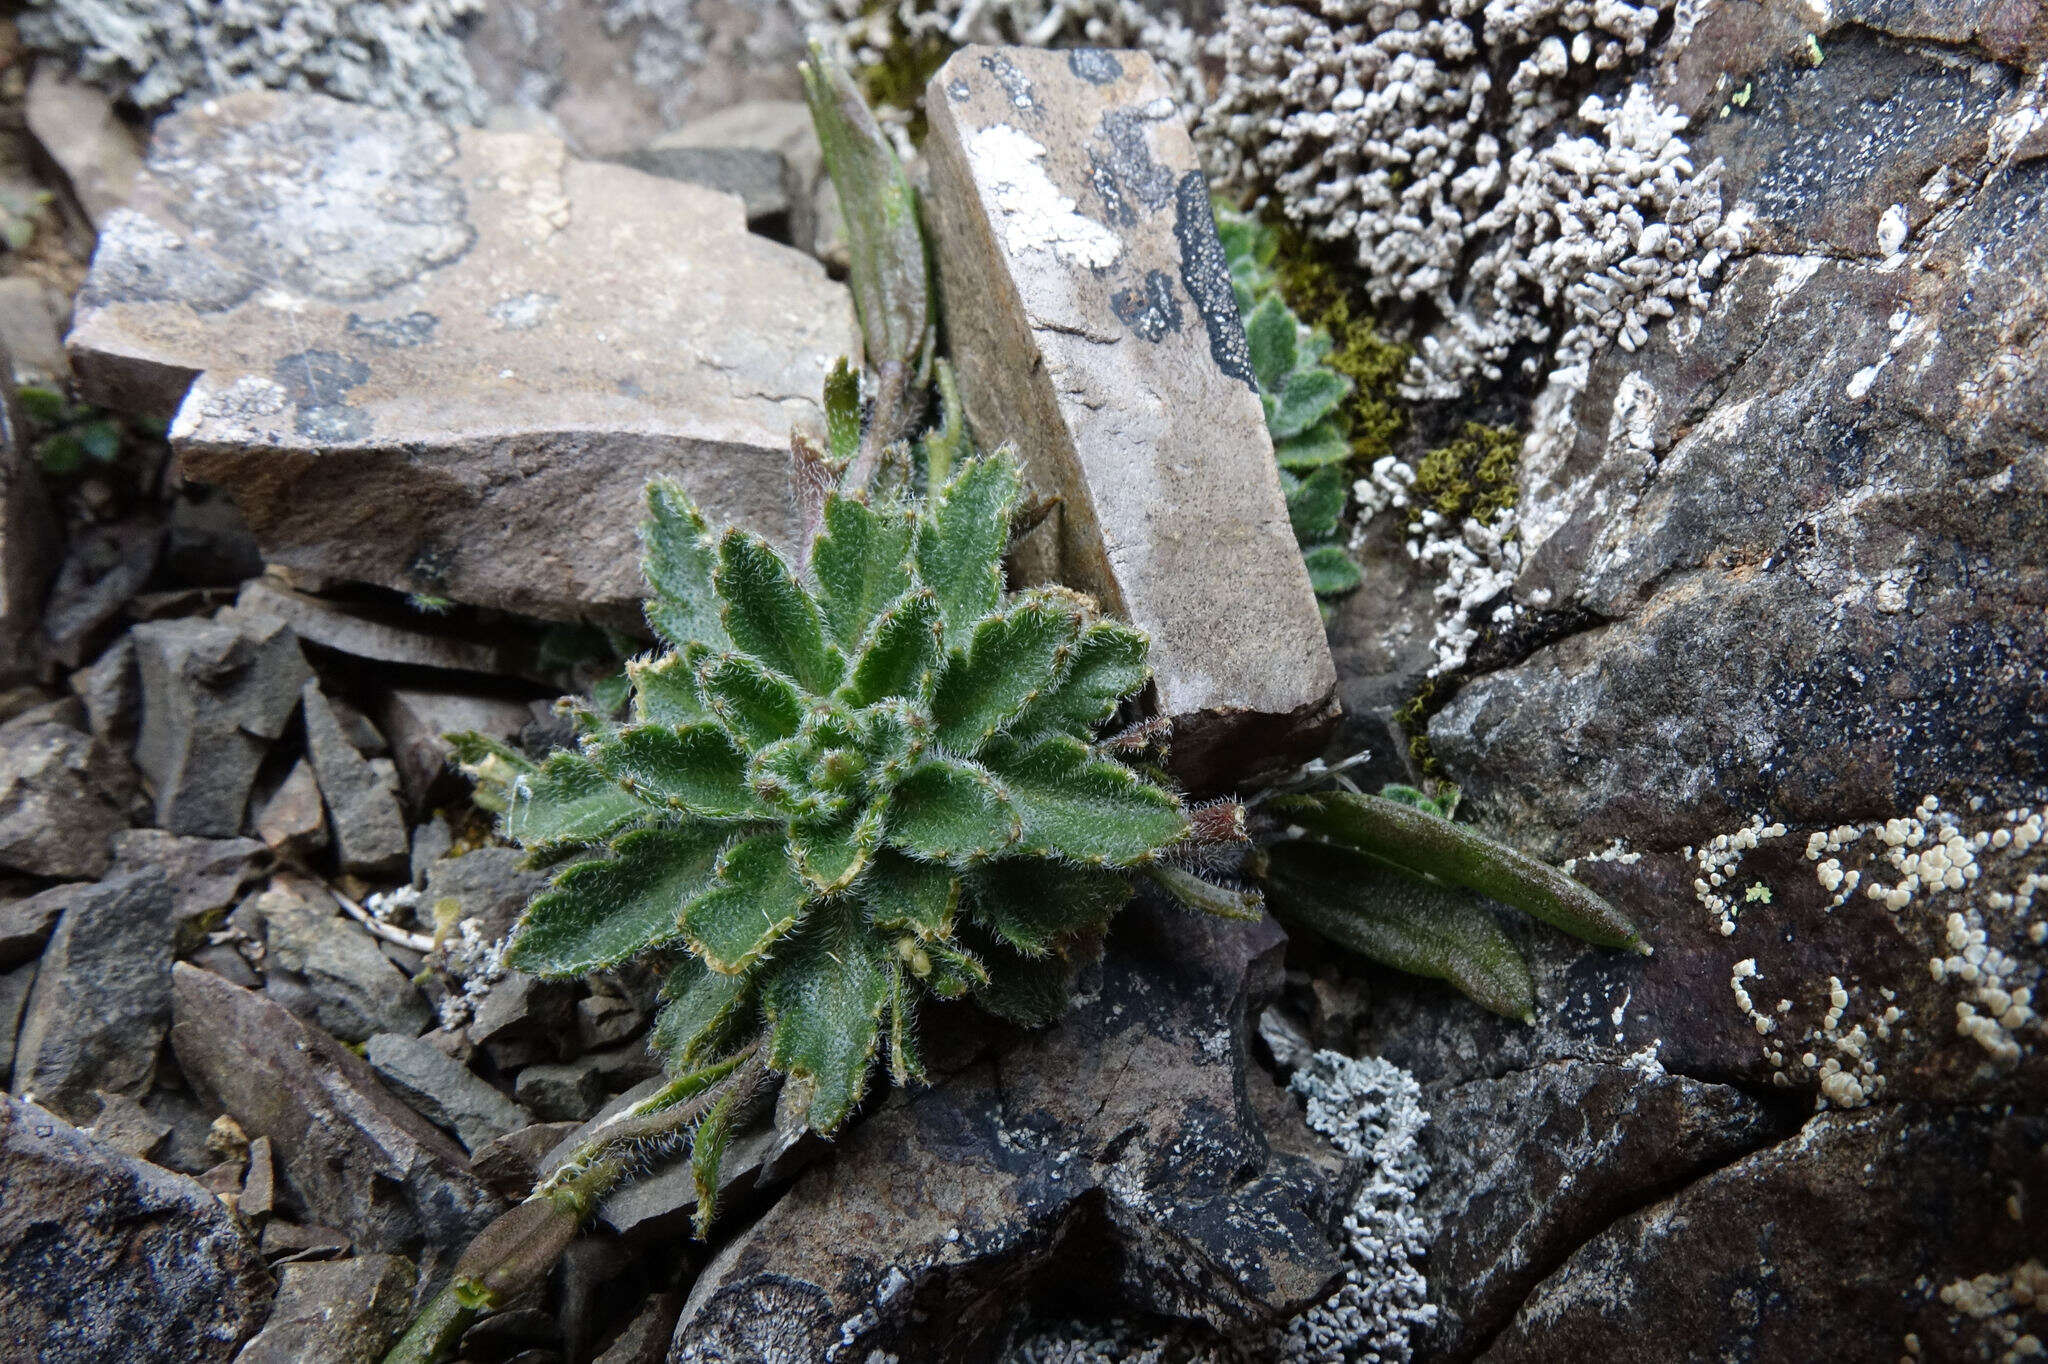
[594,723,762,819]
[1261,839,1537,1021]
[1275,418,1351,470]
[1302,543,1364,597]
[715,530,843,695]
[980,736,1188,866]
[504,751,646,849]
[689,1081,743,1238]
[1270,792,1642,950]
[885,756,1020,863]
[1286,464,1348,545]
[680,832,811,973]
[789,800,887,892]
[813,494,915,652]
[1271,367,1352,440]
[1247,295,1297,395]
[930,592,1084,751]
[764,898,895,1133]
[917,450,1019,640]
[447,731,538,815]
[629,653,708,726]
[1146,863,1265,921]
[1005,619,1149,742]
[643,480,729,653]
[824,358,862,464]
[695,652,806,752]
[509,824,728,976]
[960,923,1080,1027]
[838,588,944,708]
[966,860,1130,956]
[860,851,960,937]
[652,956,755,1071]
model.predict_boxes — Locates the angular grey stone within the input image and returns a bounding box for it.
[253,885,429,1043]
[41,516,163,670]
[0,718,131,879]
[235,577,524,677]
[423,844,549,947]
[170,962,504,1254]
[1,884,71,967]
[468,1119,581,1201]
[364,1030,529,1153]
[514,1057,606,1122]
[241,1132,276,1217]
[0,1094,272,1361]
[85,1088,172,1161]
[378,687,535,810]
[11,869,173,1122]
[24,62,143,226]
[922,47,1337,792]
[71,91,856,625]
[652,99,825,255]
[300,681,408,877]
[615,145,789,225]
[253,757,328,860]
[0,277,71,386]
[109,826,268,951]
[164,481,265,586]
[0,367,55,685]
[234,1254,416,1364]
[670,895,1347,1358]
[70,632,139,744]
[132,611,310,836]
[0,960,34,1086]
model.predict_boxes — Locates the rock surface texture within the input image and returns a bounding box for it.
[0,1094,271,1362]
[669,896,1348,1359]
[1323,5,2048,1360]
[923,47,1337,792]
[68,91,857,623]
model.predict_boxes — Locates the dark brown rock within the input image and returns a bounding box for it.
[669,895,1347,1359]
[169,962,504,1254]
[41,516,163,670]
[0,719,131,879]
[233,1254,415,1364]
[0,1093,271,1361]
[300,680,408,878]
[250,884,430,1044]
[922,47,1338,793]
[109,826,268,950]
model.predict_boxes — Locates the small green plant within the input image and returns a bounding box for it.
[1213,203,1366,604]
[1410,420,1521,530]
[15,385,140,474]
[0,187,54,252]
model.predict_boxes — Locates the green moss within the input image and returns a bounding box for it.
[1265,218,1410,465]
[1394,678,1444,779]
[1410,421,1521,528]
[851,20,954,143]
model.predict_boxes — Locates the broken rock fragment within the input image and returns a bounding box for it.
[69,91,856,624]
[131,611,310,836]
[922,47,1336,790]
[300,680,409,878]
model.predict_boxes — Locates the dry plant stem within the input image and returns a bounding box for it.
[382,1048,764,1364]
[333,889,437,953]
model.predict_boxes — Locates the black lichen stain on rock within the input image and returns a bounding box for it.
[74,216,258,315]
[345,311,439,349]
[274,349,372,442]
[1088,105,1178,229]
[1112,269,1185,342]
[980,53,1039,113]
[1172,172,1254,390]
[1068,49,1123,85]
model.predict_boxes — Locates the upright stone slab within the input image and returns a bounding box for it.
[923,48,1337,791]
[68,92,857,625]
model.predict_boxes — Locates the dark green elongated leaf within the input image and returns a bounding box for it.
[1247,295,1297,395]
[696,652,806,751]
[789,799,886,892]
[1275,419,1351,470]
[1145,863,1265,921]
[824,358,862,464]
[929,591,1084,752]
[920,359,968,490]
[629,652,708,725]
[16,385,65,424]
[592,723,761,819]
[689,1081,742,1238]
[965,859,1131,956]
[1261,839,1537,1021]
[979,736,1187,866]
[1268,792,1643,950]
[801,53,927,372]
[884,756,1021,864]
[643,479,729,653]
[839,588,944,707]
[1287,464,1347,544]
[1271,367,1352,440]
[763,898,895,1133]
[447,731,538,815]
[680,831,811,973]
[714,530,843,695]
[916,450,1020,641]
[917,937,988,998]
[886,969,921,1084]
[1005,619,1149,743]
[959,922,1081,1028]
[507,824,728,976]
[504,751,646,849]
[859,850,958,937]
[1302,543,1364,597]
[652,957,755,1071]
[812,495,914,651]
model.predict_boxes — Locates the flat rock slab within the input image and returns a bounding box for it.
[169,962,503,1255]
[69,91,857,624]
[0,1093,272,1362]
[233,1254,415,1364]
[923,47,1336,791]
[670,896,1347,1359]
